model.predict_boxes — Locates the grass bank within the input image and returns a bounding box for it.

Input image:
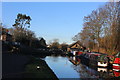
[24,56,58,79]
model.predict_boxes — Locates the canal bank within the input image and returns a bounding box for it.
[24,56,58,79]
[2,53,58,79]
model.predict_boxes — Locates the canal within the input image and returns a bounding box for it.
[45,55,119,79]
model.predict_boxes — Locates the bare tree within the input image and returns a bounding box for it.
[73,1,120,54]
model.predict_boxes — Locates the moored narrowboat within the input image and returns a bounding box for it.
[80,52,111,68]
[113,52,120,71]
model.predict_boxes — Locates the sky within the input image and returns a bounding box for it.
[2,2,106,44]
[1,0,114,2]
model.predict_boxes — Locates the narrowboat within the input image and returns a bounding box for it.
[113,71,120,77]
[113,52,120,71]
[80,52,110,68]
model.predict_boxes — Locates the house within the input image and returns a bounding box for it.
[1,33,12,41]
[67,41,86,51]
[0,28,12,42]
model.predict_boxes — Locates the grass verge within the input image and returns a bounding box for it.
[24,56,58,79]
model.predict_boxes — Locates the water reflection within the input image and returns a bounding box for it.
[45,56,80,78]
[45,55,120,79]
[69,57,98,78]
[69,56,81,65]
[97,68,107,72]
[70,56,120,78]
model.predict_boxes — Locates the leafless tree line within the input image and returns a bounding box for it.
[73,1,120,55]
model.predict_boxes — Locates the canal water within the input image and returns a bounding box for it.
[45,55,119,79]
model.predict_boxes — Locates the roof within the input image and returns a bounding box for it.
[68,41,84,48]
